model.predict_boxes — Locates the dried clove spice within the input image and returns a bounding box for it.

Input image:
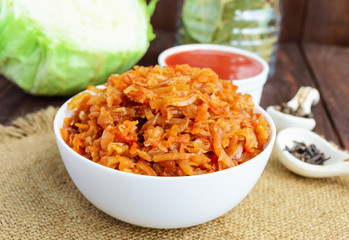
[274,102,313,118]
[285,141,330,165]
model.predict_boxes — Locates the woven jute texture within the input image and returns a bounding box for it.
[0,107,348,240]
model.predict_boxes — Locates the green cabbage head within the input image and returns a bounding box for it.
[0,0,157,96]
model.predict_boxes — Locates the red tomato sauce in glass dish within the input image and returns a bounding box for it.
[164,49,263,80]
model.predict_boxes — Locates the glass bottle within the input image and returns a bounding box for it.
[177,0,281,63]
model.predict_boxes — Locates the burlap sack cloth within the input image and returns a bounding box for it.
[0,107,348,240]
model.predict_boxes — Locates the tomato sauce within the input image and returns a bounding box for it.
[165,49,263,80]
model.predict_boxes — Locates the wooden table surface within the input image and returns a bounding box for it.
[1,38,348,150]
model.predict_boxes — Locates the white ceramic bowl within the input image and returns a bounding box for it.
[158,44,269,105]
[53,99,276,229]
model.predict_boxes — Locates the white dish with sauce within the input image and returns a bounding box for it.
[158,44,269,105]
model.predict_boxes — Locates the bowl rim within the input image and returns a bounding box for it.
[158,43,269,86]
[54,94,276,181]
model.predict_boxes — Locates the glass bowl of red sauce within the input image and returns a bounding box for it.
[158,44,269,104]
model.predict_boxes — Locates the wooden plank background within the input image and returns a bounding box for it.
[303,43,349,148]
[302,0,349,45]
